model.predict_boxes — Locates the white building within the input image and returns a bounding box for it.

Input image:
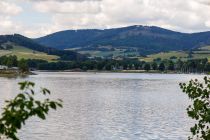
[0,65,8,70]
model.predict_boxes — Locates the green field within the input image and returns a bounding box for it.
[55,45,210,62]
[79,49,139,58]
[200,46,210,50]
[142,49,210,62]
[194,46,210,61]
[0,45,59,61]
[142,51,188,62]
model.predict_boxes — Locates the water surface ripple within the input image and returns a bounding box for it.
[0,72,204,140]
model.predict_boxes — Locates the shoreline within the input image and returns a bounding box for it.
[0,70,207,78]
[1,69,207,78]
[34,70,208,75]
[0,70,35,78]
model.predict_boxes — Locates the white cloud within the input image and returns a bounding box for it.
[0,1,22,35]
[29,0,101,2]
[34,1,101,14]
[197,0,210,5]
[0,16,22,35]
[36,0,210,34]
[0,1,22,15]
[1,0,210,37]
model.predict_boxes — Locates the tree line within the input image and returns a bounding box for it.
[0,55,210,73]
[36,58,210,73]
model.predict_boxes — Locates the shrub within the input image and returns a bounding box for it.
[180,77,210,140]
[0,81,63,140]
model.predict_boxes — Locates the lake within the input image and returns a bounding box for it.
[0,72,205,140]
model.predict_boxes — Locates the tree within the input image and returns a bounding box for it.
[158,62,165,71]
[170,56,177,60]
[105,63,112,71]
[153,58,161,62]
[6,58,13,68]
[152,62,158,70]
[144,63,151,71]
[204,63,210,72]
[0,81,63,140]
[180,77,210,140]
[6,56,17,67]
[18,59,29,72]
[176,59,184,71]
[168,61,175,71]
[0,55,18,67]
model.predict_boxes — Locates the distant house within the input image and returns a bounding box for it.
[0,65,8,70]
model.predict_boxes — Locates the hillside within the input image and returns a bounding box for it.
[0,42,59,61]
[35,25,210,55]
[0,34,86,61]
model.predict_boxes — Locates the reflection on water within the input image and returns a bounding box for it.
[0,72,205,140]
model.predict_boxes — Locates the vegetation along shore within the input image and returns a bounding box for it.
[0,54,210,77]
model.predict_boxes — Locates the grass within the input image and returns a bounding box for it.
[0,45,59,61]
[200,46,210,50]
[79,50,125,57]
[79,49,139,58]
[0,50,11,57]
[55,45,210,62]
[142,50,210,62]
[0,69,34,78]
[142,51,188,62]
[193,46,210,62]
[193,53,210,61]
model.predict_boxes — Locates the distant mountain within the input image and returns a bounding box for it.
[0,34,86,61]
[35,25,210,55]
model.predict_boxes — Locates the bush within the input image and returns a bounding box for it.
[0,81,63,140]
[180,77,210,140]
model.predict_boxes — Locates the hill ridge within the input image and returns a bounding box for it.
[35,25,210,55]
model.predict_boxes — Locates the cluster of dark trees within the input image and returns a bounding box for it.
[1,55,209,73]
[25,58,210,73]
[0,55,18,67]
[0,44,13,50]
[0,55,28,72]
[36,58,210,73]
[144,58,210,73]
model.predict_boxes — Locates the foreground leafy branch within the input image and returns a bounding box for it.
[180,76,210,140]
[0,81,63,140]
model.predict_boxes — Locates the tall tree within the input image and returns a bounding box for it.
[144,63,151,71]
[158,62,165,71]
[152,62,158,70]
[168,61,175,71]
[18,59,29,72]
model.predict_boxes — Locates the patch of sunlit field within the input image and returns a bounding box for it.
[0,45,59,61]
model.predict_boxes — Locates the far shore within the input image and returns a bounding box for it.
[0,70,35,78]
[0,69,208,78]
[34,69,208,75]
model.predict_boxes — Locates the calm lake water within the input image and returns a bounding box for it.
[0,72,205,140]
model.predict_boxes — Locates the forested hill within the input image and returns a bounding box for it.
[35,25,210,55]
[0,34,86,61]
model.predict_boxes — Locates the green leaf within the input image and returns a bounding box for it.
[50,102,56,110]
[0,81,63,140]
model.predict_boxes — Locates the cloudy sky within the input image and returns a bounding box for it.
[0,0,210,38]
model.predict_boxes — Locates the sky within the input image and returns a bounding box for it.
[0,0,210,38]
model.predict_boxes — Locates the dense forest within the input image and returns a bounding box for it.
[36,25,210,55]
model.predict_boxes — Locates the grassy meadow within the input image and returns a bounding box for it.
[0,45,59,61]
